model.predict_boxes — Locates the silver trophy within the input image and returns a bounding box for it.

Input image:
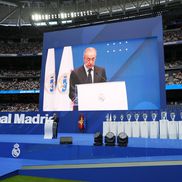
[120,114,124,121]
[151,113,157,121]
[142,113,148,122]
[113,114,117,121]
[134,113,139,121]
[170,112,175,121]
[109,114,112,122]
[161,111,167,120]
[126,113,132,122]
[105,113,109,122]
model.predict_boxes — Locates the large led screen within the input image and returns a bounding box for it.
[40,16,166,111]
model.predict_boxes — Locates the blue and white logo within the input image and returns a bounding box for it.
[12,143,21,158]
[58,74,69,94]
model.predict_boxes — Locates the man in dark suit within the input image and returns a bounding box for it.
[69,47,107,102]
[52,113,59,138]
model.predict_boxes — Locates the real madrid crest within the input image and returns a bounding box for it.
[12,143,21,158]
[57,73,69,94]
[44,73,55,94]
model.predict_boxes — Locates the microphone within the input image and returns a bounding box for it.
[95,72,107,82]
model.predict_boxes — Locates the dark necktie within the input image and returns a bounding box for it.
[87,68,92,83]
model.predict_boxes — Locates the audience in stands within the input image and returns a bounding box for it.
[0,70,40,90]
[165,60,182,70]
[0,40,42,55]
[165,60,182,85]
[0,28,181,55]
[165,71,182,85]
[0,103,38,112]
[0,70,40,78]
[0,79,40,90]
[164,28,182,42]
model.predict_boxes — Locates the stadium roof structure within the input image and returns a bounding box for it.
[0,0,181,27]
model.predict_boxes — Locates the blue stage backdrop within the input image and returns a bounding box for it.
[40,16,165,111]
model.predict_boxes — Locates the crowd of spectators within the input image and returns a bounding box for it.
[0,26,44,40]
[0,70,41,78]
[0,79,40,90]
[165,60,182,70]
[0,28,181,55]
[0,69,40,90]
[164,28,182,42]
[165,71,182,85]
[0,40,42,55]
[165,60,182,85]
[0,103,39,112]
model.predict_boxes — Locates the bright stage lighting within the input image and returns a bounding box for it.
[48,21,58,25]
[117,132,128,147]
[34,22,46,26]
[105,132,115,146]
[94,132,103,146]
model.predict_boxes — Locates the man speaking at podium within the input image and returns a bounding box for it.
[69,47,107,102]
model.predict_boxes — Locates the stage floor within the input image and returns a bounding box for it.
[1,133,182,180]
[1,133,182,148]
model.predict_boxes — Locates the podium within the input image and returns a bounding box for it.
[76,81,128,111]
[44,119,54,139]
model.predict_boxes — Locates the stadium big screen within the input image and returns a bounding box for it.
[40,16,166,111]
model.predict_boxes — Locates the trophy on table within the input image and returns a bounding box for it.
[161,111,167,121]
[103,113,110,137]
[168,112,177,139]
[179,111,182,139]
[125,113,132,137]
[150,112,159,139]
[113,114,117,122]
[120,114,124,121]
[105,113,109,122]
[117,114,125,135]
[140,113,149,138]
[151,112,157,122]
[170,112,175,121]
[143,113,148,122]
[159,111,168,139]
[132,113,140,138]
[109,114,112,122]
[110,114,117,136]
[134,113,139,122]
[126,113,132,122]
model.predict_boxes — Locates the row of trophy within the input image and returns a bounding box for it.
[103,112,182,139]
[105,112,182,122]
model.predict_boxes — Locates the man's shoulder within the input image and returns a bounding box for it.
[71,66,84,74]
[94,65,105,71]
